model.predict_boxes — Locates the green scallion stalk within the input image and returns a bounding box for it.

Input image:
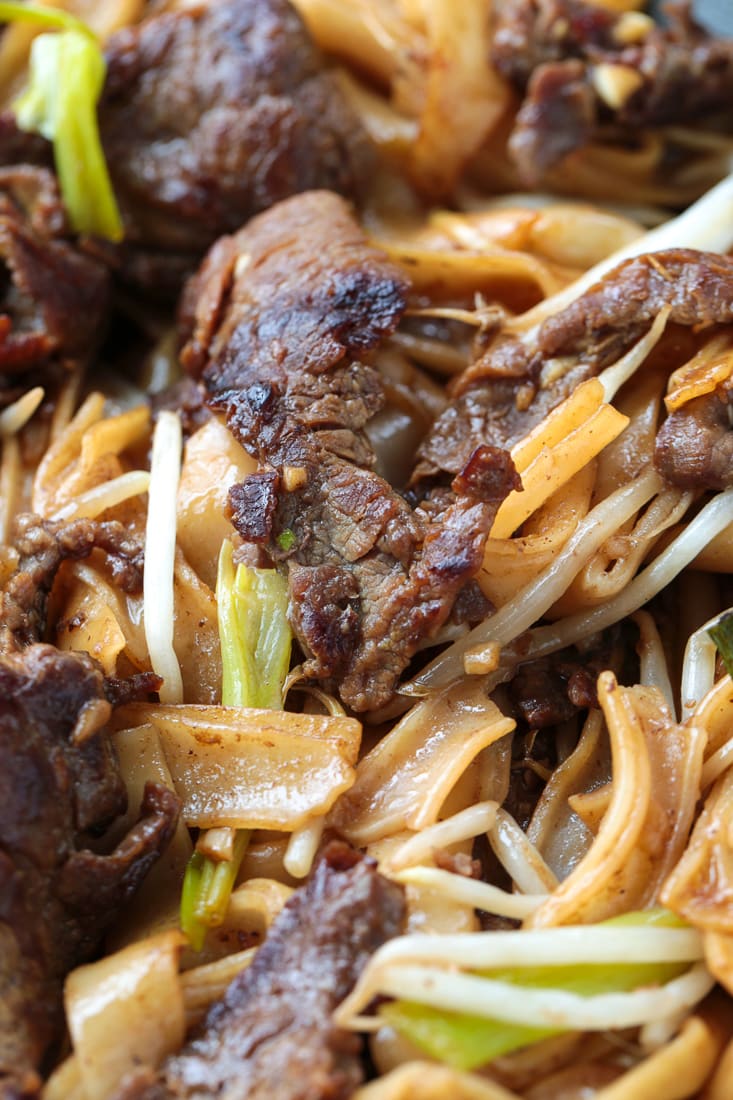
[217,539,292,710]
[708,612,733,679]
[0,2,123,241]
[180,541,292,950]
[380,909,690,1071]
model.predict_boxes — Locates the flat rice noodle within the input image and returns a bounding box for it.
[112,704,362,831]
[172,549,221,704]
[382,242,567,303]
[55,572,127,676]
[42,1055,85,1100]
[291,0,415,85]
[529,675,705,927]
[176,417,257,590]
[405,0,509,198]
[64,930,186,1100]
[526,203,644,269]
[33,397,150,519]
[328,677,515,846]
[336,70,418,160]
[428,208,541,253]
[107,724,193,949]
[661,768,733,936]
[665,336,733,412]
[61,561,149,671]
[527,711,611,882]
[591,998,733,1100]
[695,676,733,760]
[490,403,628,540]
[478,456,594,608]
[524,1011,723,1100]
[238,831,295,885]
[352,1061,522,1100]
[367,754,487,935]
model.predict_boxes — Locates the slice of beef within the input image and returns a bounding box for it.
[114,842,405,1100]
[98,0,374,294]
[0,167,109,401]
[655,388,733,489]
[491,0,733,183]
[0,513,143,654]
[0,516,179,1098]
[415,249,733,486]
[0,645,179,1100]
[181,191,518,710]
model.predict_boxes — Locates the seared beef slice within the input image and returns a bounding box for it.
[0,168,109,397]
[99,0,373,286]
[0,518,179,1099]
[417,250,733,488]
[116,844,405,1100]
[182,191,518,711]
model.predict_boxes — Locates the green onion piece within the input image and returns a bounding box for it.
[709,612,733,679]
[1,2,123,241]
[217,539,292,710]
[0,3,94,36]
[180,852,208,953]
[277,528,296,552]
[180,543,292,949]
[194,830,251,925]
[380,909,689,1071]
[180,832,252,951]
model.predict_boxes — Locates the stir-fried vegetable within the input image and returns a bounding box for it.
[380,909,689,1070]
[216,539,292,710]
[180,830,251,953]
[708,612,733,679]
[0,2,123,241]
[180,541,292,949]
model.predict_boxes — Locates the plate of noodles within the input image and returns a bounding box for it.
[3,1,733,1098]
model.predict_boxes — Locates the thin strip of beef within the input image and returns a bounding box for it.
[181,191,518,711]
[0,167,109,402]
[97,0,374,294]
[491,0,733,182]
[0,512,143,653]
[0,517,179,1099]
[113,843,405,1100]
[415,249,733,488]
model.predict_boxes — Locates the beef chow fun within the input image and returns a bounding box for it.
[4,0,733,1098]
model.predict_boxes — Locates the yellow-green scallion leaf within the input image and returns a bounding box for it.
[1,2,123,241]
[380,909,690,1071]
[217,539,292,710]
[180,542,292,949]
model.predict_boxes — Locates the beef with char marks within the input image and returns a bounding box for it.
[112,843,405,1100]
[0,516,179,1099]
[98,0,374,294]
[182,190,519,711]
[415,249,733,490]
